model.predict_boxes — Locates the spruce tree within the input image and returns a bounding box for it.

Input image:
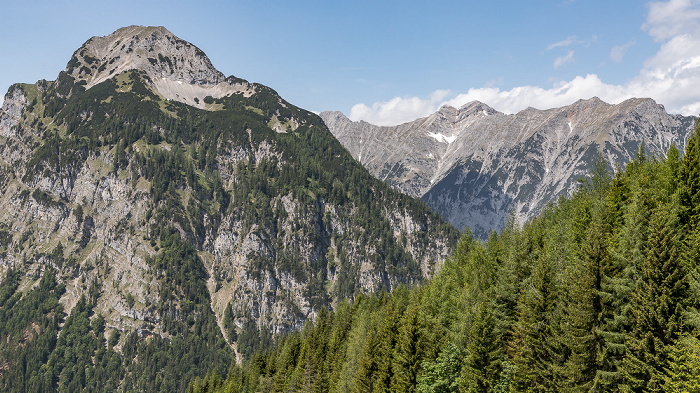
[461,300,501,392]
[371,298,401,393]
[594,160,656,391]
[354,326,380,393]
[620,207,689,392]
[491,215,528,349]
[509,253,558,392]
[417,342,461,393]
[560,163,621,391]
[663,334,700,392]
[391,301,423,393]
[560,215,605,392]
[679,121,700,230]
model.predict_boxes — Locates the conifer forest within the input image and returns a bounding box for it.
[188,127,700,392]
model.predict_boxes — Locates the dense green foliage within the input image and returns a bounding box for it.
[190,126,700,392]
[0,245,231,392]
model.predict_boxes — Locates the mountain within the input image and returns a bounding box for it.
[0,26,457,391]
[321,98,696,238]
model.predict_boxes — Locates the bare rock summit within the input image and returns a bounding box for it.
[66,25,255,109]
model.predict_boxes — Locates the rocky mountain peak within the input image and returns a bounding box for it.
[575,96,605,105]
[63,26,251,109]
[457,100,498,115]
[67,25,224,88]
[434,101,500,126]
[436,105,458,115]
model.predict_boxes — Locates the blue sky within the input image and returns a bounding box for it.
[1,0,699,125]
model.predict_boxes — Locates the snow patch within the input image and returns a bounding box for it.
[483,110,489,116]
[568,121,573,133]
[428,132,457,144]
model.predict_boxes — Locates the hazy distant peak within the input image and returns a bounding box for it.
[457,100,499,116]
[322,96,696,238]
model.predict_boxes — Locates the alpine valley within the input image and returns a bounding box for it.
[0,26,458,392]
[2,24,700,393]
[321,99,697,238]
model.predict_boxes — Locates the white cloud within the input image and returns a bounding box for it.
[349,0,700,126]
[349,90,450,126]
[546,35,596,51]
[547,35,580,50]
[610,41,636,63]
[644,0,700,41]
[554,50,575,69]
[442,75,630,114]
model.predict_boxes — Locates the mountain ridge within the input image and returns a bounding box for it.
[321,96,696,238]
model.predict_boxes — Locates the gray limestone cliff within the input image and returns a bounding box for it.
[321,98,696,238]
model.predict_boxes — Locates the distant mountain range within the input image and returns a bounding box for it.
[321,98,696,238]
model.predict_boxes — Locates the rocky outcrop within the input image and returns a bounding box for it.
[67,25,256,109]
[321,98,696,238]
[69,25,224,87]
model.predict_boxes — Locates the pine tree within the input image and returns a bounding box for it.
[663,334,700,392]
[679,121,700,230]
[223,302,237,342]
[371,296,402,393]
[272,332,302,392]
[417,342,461,393]
[354,326,380,393]
[509,253,558,392]
[662,145,681,197]
[301,307,330,393]
[560,217,605,392]
[391,301,423,393]
[326,299,355,391]
[620,207,689,392]
[461,300,501,392]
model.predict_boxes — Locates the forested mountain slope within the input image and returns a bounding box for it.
[193,126,700,392]
[0,26,458,392]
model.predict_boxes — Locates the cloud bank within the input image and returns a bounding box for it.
[350,0,700,126]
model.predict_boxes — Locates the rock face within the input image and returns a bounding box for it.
[321,98,696,238]
[0,25,457,357]
[67,25,255,109]
[68,26,224,87]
